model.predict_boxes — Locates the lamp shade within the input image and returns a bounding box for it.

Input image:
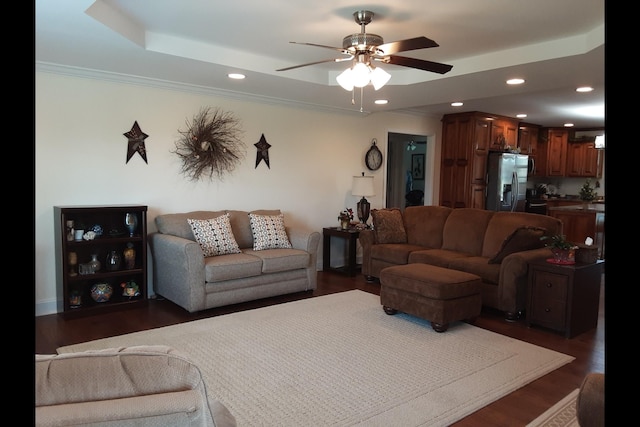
[370,66,391,90]
[336,68,355,91]
[336,63,391,91]
[352,175,375,197]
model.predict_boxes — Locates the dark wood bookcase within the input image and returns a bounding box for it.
[54,205,148,318]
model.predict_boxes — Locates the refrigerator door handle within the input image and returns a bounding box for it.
[511,171,518,212]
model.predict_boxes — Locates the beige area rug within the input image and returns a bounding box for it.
[58,290,574,426]
[526,389,579,427]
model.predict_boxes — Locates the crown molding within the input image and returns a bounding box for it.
[36,61,416,118]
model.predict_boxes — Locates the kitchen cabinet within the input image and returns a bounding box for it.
[440,112,518,209]
[54,205,148,318]
[566,140,603,178]
[518,123,541,176]
[542,128,569,177]
[490,118,519,150]
[548,204,605,259]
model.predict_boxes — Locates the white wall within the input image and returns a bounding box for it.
[35,70,443,315]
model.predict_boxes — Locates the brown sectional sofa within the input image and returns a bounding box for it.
[359,206,563,320]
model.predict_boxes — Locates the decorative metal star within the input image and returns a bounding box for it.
[123,121,148,164]
[254,133,271,169]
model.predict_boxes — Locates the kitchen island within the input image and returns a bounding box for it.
[547,203,604,259]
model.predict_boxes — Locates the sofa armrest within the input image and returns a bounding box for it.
[149,232,207,312]
[287,227,321,287]
[358,229,376,276]
[498,247,553,315]
[576,372,604,427]
[287,227,321,255]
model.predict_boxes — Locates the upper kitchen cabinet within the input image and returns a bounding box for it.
[440,112,506,209]
[539,128,569,177]
[518,123,541,176]
[566,134,603,178]
[489,118,519,151]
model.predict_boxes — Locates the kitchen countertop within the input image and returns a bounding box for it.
[547,203,605,212]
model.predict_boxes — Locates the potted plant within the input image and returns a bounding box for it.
[540,234,578,263]
[338,208,354,230]
[579,179,597,202]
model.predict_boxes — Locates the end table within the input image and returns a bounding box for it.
[322,227,361,276]
[527,259,604,338]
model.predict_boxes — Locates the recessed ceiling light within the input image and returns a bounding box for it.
[451,102,463,107]
[576,86,594,92]
[516,114,527,118]
[506,78,525,85]
[374,99,388,105]
[564,123,574,127]
[228,73,245,80]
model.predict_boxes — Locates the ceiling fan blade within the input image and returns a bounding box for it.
[375,36,439,55]
[289,41,350,55]
[382,55,453,74]
[276,57,352,72]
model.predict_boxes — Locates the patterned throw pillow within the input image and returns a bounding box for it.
[249,213,292,250]
[187,213,242,257]
[488,226,547,264]
[371,208,407,244]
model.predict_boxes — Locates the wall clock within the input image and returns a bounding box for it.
[365,139,383,171]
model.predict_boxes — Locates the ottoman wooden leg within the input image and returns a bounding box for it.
[431,322,449,333]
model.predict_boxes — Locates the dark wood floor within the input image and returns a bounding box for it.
[35,270,605,426]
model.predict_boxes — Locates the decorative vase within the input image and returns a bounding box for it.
[89,254,101,273]
[123,243,136,270]
[68,251,78,276]
[340,217,350,230]
[105,250,122,271]
[124,212,138,237]
[66,220,75,241]
[90,282,113,303]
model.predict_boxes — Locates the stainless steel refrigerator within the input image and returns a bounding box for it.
[485,152,529,212]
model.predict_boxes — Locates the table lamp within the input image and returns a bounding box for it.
[352,173,375,225]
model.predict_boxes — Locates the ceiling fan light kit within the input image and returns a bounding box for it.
[277,10,452,106]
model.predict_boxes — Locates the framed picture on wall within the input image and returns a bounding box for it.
[412,154,425,180]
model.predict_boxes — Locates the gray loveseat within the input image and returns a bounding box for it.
[359,206,563,321]
[149,209,320,313]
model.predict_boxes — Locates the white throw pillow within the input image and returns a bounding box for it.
[187,213,242,256]
[249,213,292,250]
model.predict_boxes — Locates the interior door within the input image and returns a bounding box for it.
[386,132,428,209]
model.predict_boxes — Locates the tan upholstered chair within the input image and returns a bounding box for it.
[35,345,236,427]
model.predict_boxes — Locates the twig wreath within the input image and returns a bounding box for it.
[173,107,246,181]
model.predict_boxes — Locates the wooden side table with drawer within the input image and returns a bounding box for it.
[526,259,604,338]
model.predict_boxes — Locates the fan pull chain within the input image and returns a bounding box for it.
[351,89,355,105]
[359,87,364,113]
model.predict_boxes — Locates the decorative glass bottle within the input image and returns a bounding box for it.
[124,212,138,237]
[105,250,122,271]
[89,254,101,273]
[123,243,136,270]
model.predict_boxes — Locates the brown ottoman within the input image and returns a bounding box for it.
[379,264,482,332]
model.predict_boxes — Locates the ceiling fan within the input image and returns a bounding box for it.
[276,10,453,88]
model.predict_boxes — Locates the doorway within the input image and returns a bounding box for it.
[386,132,429,209]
